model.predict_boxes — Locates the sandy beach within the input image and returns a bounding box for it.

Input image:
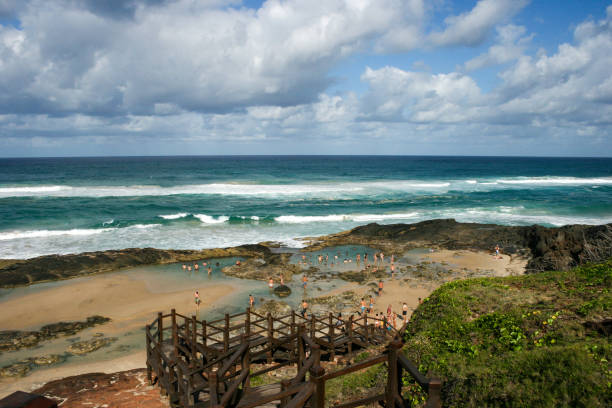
[351,250,526,323]
[0,271,235,397]
[0,273,235,330]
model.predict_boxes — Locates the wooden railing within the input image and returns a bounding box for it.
[146,308,441,408]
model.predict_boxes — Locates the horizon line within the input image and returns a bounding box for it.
[1,154,612,160]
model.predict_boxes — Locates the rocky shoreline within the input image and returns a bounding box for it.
[0,316,110,353]
[0,316,115,379]
[1,220,610,289]
[303,219,612,272]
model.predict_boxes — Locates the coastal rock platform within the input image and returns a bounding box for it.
[33,369,167,408]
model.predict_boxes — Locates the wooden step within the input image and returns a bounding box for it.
[237,384,282,408]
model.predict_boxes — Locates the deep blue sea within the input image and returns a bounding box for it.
[0,156,611,259]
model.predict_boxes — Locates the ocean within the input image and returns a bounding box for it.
[0,156,611,259]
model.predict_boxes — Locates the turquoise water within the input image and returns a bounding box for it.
[0,156,611,259]
[0,254,349,370]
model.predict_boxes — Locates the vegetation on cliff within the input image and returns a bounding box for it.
[403,260,612,407]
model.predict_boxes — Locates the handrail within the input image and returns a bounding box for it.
[218,342,248,379]
[320,354,386,381]
[220,365,250,406]
[146,308,440,408]
[398,354,429,389]
[236,383,312,408]
[332,393,385,408]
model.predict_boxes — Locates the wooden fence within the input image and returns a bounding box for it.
[145,308,441,408]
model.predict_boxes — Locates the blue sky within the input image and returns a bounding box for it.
[0,0,611,157]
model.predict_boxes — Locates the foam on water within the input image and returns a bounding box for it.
[194,214,230,224]
[159,213,189,220]
[1,176,611,199]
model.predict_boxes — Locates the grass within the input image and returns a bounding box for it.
[402,259,612,407]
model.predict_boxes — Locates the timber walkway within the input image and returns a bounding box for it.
[145,308,441,408]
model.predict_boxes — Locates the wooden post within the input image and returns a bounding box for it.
[291,310,296,334]
[267,313,274,363]
[171,309,178,357]
[202,320,207,348]
[209,371,219,406]
[246,307,251,337]
[158,312,163,343]
[386,339,402,408]
[184,315,190,345]
[280,379,290,407]
[146,325,152,384]
[191,315,197,362]
[310,316,315,339]
[309,344,325,408]
[328,313,335,362]
[347,315,353,361]
[224,313,230,352]
[297,324,305,368]
[242,335,251,389]
[426,378,442,408]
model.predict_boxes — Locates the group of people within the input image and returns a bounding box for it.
[297,251,396,269]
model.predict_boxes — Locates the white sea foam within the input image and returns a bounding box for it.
[0,185,72,194]
[0,228,113,241]
[274,212,420,224]
[496,177,612,185]
[194,214,230,224]
[159,213,189,220]
[0,176,610,198]
[2,207,610,259]
[0,223,161,241]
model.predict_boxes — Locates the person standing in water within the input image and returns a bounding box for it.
[249,294,254,308]
[302,274,308,290]
[194,290,201,311]
[268,277,274,289]
[301,299,308,318]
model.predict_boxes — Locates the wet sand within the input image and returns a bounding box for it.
[352,250,526,323]
[0,272,235,397]
[0,273,235,330]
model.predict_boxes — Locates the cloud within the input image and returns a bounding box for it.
[0,0,422,117]
[429,0,529,47]
[359,66,483,123]
[0,1,611,156]
[463,24,532,71]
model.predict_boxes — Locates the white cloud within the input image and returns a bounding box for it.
[359,66,483,122]
[429,0,529,47]
[463,24,532,71]
[0,0,422,116]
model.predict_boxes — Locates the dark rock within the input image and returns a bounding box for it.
[306,220,612,273]
[0,316,111,352]
[0,354,65,378]
[253,300,292,317]
[32,369,168,407]
[32,354,65,366]
[273,285,292,297]
[0,245,271,288]
[67,337,117,355]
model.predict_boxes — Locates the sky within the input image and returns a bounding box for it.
[0,0,611,157]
